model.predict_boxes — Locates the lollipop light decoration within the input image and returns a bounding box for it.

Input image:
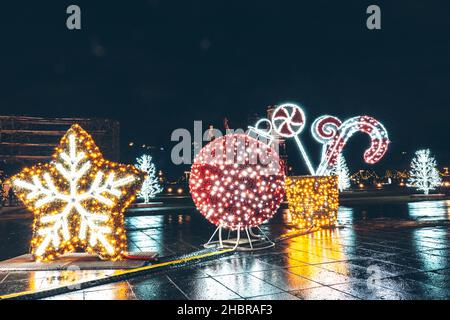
[246,103,390,232]
[311,115,342,167]
[271,103,315,175]
[234,103,390,233]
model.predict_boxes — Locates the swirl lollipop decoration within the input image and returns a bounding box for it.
[311,115,342,165]
[315,115,390,176]
[271,103,315,175]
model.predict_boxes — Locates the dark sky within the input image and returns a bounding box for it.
[0,1,449,178]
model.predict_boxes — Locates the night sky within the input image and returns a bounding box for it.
[0,1,449,179]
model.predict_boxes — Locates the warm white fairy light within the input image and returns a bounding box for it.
[12,124,144,261]
[189,134,285,230]
[314,115,389,176]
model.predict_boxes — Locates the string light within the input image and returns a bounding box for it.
[135,154,162,203]
[11,124,145,262]
[285,176,339,229]
[189,134,285,230]
[330,154,351,191]
[315,115,389,176]
[407,149,442,195]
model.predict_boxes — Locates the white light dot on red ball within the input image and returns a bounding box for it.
[189,134,285,230]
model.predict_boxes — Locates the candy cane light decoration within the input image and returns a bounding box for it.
[315,115,390,176]
[271,103,315,175]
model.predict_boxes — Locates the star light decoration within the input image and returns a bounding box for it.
[11,124,145,262]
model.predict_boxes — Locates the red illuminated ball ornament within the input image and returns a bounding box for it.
[189,134,285,230]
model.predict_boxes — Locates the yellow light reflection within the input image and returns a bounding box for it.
[287,228,348,266]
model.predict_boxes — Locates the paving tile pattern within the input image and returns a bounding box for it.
[1,201,450,300]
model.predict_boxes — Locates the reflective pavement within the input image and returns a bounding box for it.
[1,200,450,300]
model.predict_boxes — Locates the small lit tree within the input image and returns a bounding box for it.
[135,154,162,203]
[408,149,442,195]
[331,154,351,191]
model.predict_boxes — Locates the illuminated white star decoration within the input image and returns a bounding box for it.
[12,124,145,262]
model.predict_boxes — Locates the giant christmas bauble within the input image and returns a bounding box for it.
[189,134,285,230]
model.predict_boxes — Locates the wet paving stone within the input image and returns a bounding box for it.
[291,286,357,300]
[129,276,188,300]
[400,271,450,290]
[425,249,450,258]
[376,276,449,300]
[248,292,300,300]
[224,255,283,273]
[254,253,307,268]
[81,282,137,300]
[382,253,450,272]
[250,269,321,291]
[2,201,450,300]
[170,276,241,300]
[330,280,417,300]
[432,268,450,275]
[343,258,421,277]
[0,278,36,295]
[287,265,350,286]
[160,266,209,280]
[0,272,9,283]
[46,282,138,300]
[317,261,386,281]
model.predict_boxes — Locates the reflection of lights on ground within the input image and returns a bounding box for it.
[287,229,348,263]
[408,201,450,221]
[30,269,118,293]
[285,230,351,288]
[125,216,165,253]
[337,206,354,225]
[413,227,449,272]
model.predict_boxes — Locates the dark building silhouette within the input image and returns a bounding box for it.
[0,116,120,173]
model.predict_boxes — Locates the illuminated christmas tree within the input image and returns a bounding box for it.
[330,154,351,191]
[408,149,442,195]
[136,154,162,203]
